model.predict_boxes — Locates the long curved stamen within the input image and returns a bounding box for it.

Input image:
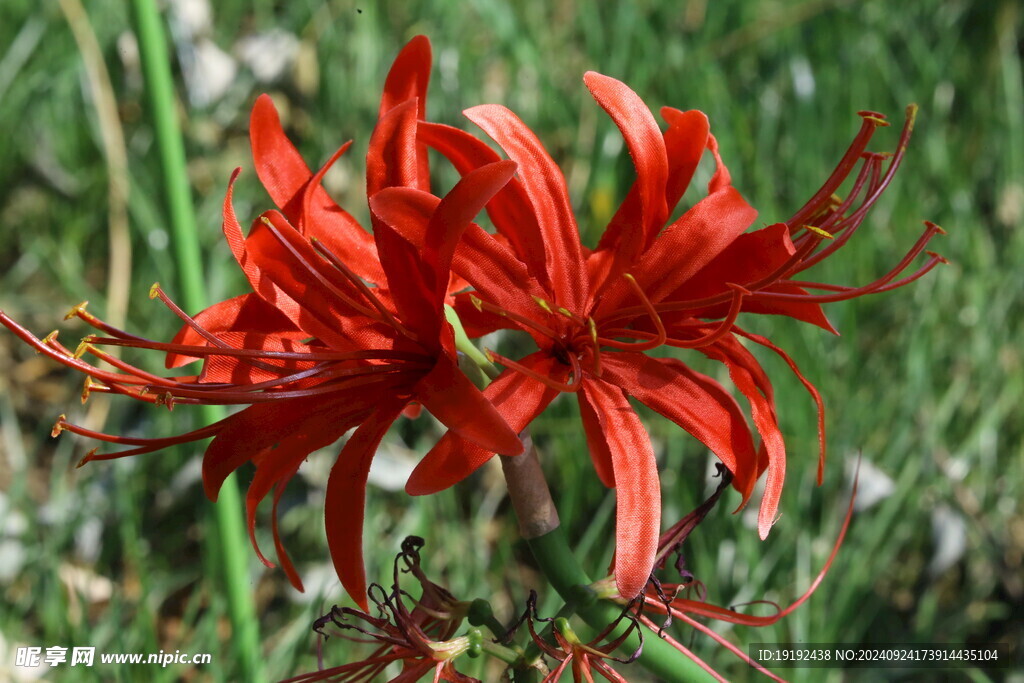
[793,150,880,244]
[667,284,748,349]
[149,285,233,351]
[84,382,179,405]
[796,106,918,270]
[65,302,150,343]
[485,349,582,393]
[587,317,602,377]
[55,414,225,447]
[866,251,948,292]
[149,284,301,376]
[638,613,783,682]
[788,111,890,228]
[85,336,427,364]
[470,295,559,340]
[749,222,944,304]
[143,368,413,404]
[17,328,153,387]
[258,216,381,321]
[597,274,667,351]
[79,344,187,388]
[310,238,417,341]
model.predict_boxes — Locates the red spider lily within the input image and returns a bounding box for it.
[286,538,478,683]
[0,37,523,609]
[372,71,941,600]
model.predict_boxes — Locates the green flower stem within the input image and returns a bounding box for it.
[129,1,261,679]
[526,529,716,682]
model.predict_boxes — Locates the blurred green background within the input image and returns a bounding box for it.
[0,0,1021,681]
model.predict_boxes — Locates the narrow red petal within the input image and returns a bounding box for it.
[367,98,420,196]
[418,121,549,286]
[463,104,589,313]
[579,378,660,600]
[201,394,374,502]
[660,108,711,217]
[379,35,432,190]
[584,72,668,290]
[370,160,519,337]
[599,186,757,317]
[405,352,562,495]
[577,389,616,488]
[166,293,303,368]
[701,340,786,537]
[250,94,312,208]
[324,402,404,610]
[414,355,523,456]
[600,352,758,499]
[369,186,546,328]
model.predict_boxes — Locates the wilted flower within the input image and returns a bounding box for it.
[286,537,479,683]
[512,590,642,683]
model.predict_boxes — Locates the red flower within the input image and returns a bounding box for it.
[372,72,942,599]
[0,36,522,609]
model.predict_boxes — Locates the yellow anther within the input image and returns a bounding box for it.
[532,296,553,313]
[556,307,574,319]
[804,225,835,239]
[73,341,91,360]
[905,103,919,130]
[64,301,89,320]
[924,220,947,235]
[41,330,59,346]
[469,294,484,312]
[51,415,66,438]
[149,283,161,299]
[81,377,95,404]
[587,317,599,344]
[862,115,890,127]
[155,392,175,410]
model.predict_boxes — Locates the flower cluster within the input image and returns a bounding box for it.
[1,35,942,612]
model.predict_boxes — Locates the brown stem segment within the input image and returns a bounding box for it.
[500,432,560,539]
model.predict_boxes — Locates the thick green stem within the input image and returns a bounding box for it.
[527,529,716,682]
[129,2,261,679]
[499,435,714,681]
